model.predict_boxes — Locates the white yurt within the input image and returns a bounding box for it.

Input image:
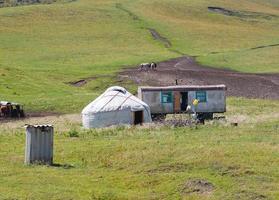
[82,86,152,128]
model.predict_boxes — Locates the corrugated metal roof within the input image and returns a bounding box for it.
[139,84,226,91]
[25,124,53,128]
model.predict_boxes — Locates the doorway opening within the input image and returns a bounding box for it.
[180,92,188,111]
[134,111,143,125]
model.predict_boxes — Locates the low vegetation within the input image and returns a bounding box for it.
[0,0,278,199]
[0,98,278,199]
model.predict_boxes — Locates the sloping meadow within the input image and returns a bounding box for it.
[0,0,175,113]
[129,0,279,73]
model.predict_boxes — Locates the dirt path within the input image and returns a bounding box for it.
[0,113,81,132]
[120,56,279,99]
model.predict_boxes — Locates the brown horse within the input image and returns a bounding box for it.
[0,105,8,117]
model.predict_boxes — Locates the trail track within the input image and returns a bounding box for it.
[120,56,279,99]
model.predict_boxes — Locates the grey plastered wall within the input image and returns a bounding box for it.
[25,125,53,165]
[188,90,226,113]
[141,91,173,114]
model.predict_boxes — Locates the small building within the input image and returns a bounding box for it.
[25,124,53,165]
[82,86,152,128]
[138,85,226,120]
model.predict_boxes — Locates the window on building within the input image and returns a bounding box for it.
[196,91,207,102]
[161,91,172,103]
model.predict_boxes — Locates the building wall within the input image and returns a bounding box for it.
[141,91,173,114]
[188,90,226,113]
[25,126,53,165]
[141,90,226,114]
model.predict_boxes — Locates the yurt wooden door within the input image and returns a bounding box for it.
[133,111,143,125]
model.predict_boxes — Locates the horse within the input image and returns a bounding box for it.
[150,62,157,70]
[0,105,8,117]
[139,62,157,71]
[139,63,150,71]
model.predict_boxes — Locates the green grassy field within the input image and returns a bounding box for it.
[0,1,279,199]
[0,0,278,112]
[0,98,279,200]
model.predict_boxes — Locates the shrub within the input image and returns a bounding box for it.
[68,130,79,138]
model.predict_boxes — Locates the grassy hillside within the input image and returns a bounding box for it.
[130,0,279,72]
[0,0,175,112]
[0,98,279,199]
[0,0,278,112]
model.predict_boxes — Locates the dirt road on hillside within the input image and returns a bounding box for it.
[120,56,279,99]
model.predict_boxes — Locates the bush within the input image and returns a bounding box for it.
[68,130,79,138]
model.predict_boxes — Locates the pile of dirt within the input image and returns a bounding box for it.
[120,56,279,99]
[208,7,236,16]
[0,0,77,8]
[69,79,88,87]
[68,75,113,87]
[148,28,172,48]
[180,179,214,195]
[208,6,278,20]
[1,0,52,7]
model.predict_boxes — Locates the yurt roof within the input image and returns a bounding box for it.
[82,86,149,114]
